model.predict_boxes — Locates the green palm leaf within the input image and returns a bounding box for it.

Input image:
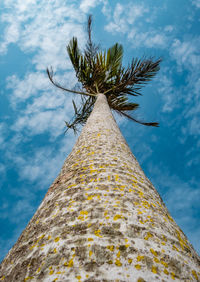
[48,15,161,132]
[106,43,123,74]
[67,37,81,75]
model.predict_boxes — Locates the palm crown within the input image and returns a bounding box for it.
[47,15,161,133]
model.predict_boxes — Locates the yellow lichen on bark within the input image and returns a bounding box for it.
[135,264,141,270]
[0,93,200,281]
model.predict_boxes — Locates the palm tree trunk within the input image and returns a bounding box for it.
[0,93,200,282]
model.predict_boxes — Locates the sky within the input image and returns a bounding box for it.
[0,0,200,262]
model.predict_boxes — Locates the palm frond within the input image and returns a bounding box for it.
[66,37,81,75]
[47,15,162,132]
[46,67,96,97]
[65,95,96,133]
[117,110,159,127]
[84,15,99,65]
[107,94,138,111]
[106,43,123,73]
[104,57,161,97]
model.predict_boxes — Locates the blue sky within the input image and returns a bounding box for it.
[0,0,200,262]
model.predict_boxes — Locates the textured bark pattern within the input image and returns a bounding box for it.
[0,94,200,282]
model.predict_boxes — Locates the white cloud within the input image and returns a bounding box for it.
[169,37,200,140]
[13,102,75,138]
[25,91,69,113]
[171,38,200,69]
[0,123,7,149]
[80,0,101,13]
[0,163,6,187]
[186,154,200,167]
[0,22,20,53]
[157,72,179,113]
[12,199,35,222]
[128,30,167,49]
[105,3,148,34]
[6,70,76,102]
[22,21,85,71]
[164,25,174,32]
[182,116,200,137]
[6,72,50,103]
[192,0,200,8]
[5,135,75,187]
[105,2,168,49]
[101,0,111,17]
[14,110,64,136]
[1,0,86,70]
[0,163,5,174]
[1,0,98,140]
[7,70,79,137]
[0,0,36,53]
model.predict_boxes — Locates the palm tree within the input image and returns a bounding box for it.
[47,15,160,133]
[0,16,200,282]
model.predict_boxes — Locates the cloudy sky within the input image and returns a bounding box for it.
[0,0,200,262]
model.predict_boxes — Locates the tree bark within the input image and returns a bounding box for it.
[0,93,200,281]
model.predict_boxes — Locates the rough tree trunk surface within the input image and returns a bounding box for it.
[0,94,200,282]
